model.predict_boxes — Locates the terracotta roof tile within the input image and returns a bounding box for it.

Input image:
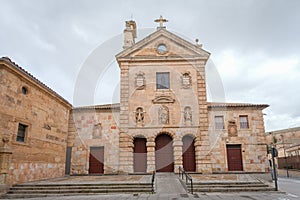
[207,102,269,109]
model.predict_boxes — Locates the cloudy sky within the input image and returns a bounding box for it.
[1,0,299,132]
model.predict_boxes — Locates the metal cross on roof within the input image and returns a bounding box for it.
[154,15,168,28]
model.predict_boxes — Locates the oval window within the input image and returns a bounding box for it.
[157,44,167,54]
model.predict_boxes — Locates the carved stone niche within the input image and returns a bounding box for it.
[184,106,192,125]
[228,120,238,137]
[135,71,145,90]
[134,107,145,126]
[181,71,192,89]
[92,123,102,139]
[159,105,169,124]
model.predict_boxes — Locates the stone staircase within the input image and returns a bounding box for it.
[187,181,275,193]
[2,182,153,199]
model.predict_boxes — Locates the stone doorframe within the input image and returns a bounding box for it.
[119,130,212,174]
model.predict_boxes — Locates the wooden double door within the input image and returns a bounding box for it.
[89,147,104,174]
[155,134,174,172]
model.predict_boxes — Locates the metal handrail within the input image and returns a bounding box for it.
[178,167,193,194]
[151,171,156,193]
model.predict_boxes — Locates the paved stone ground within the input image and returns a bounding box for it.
[1,192,294,200]
[3,173,299,200]
[155,173,186,194]
[277,169,300,179]
[190,173,261,183]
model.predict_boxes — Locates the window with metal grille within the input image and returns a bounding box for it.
[156,72,170,89]
[215,116,224,129]
[239,115,249,129]
[17,123,27,142]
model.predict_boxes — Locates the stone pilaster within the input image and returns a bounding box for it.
[118,63,131,173]
[173,139,183,173]
[146,138,155,172]
[118,132,133,173]
[196,61,212,173]
[0,135,12,194]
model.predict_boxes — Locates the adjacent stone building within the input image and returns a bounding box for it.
[266,127,300,169]
[0,58,72,192]
[0,17,270,192]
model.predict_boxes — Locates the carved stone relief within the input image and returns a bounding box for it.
[92,123,102,139]
[135,71,145,89]
[184,106,192,123]
[228,120,238,137]
[159,105,169,124]
[135,107,145,125]
[181,71,192,89]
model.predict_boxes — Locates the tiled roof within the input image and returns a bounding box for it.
[0,57,72,107]
[73,103,120,110]
[208,102,269,109]
[265,126,300,135]
[73,102,268,111]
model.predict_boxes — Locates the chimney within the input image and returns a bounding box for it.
[123,20,137,49]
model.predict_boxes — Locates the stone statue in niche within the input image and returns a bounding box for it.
[228,120,238,137]
[184,106,192,123]
[135,107,145,124]
[181,71,192,89]
[159,105,169,124]
[135,71,145,89]
[92,123,102,139]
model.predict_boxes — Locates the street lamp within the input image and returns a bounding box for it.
[280,134,289,178]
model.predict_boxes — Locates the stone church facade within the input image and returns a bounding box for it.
[0,18,269,191]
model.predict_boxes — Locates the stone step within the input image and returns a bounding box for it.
[3,183,153,199]
[190,187,276,192]
[189,183,268,188]
[191,181,263,185]
[8,188,152,194]
[3,193,136,199]
[10,185,152,191]
[11,184,151,190]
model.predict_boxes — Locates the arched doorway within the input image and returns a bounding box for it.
[133,137,147,173]
[155,133,174,172]
[182,135,196,172]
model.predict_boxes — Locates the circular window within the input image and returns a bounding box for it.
[157,44,167,54]
[21,86,28,95]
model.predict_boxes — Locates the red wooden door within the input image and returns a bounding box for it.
[133,138,147,173]
[183,136,196,172]
[89,147,104,174]
[155,134,174,172]
[226,145,243,171]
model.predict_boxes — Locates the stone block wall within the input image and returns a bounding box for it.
[0,62,71,186]
[67,108,120,174]
[208,106,268,173]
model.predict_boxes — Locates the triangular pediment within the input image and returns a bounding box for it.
[116,28,210,62]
